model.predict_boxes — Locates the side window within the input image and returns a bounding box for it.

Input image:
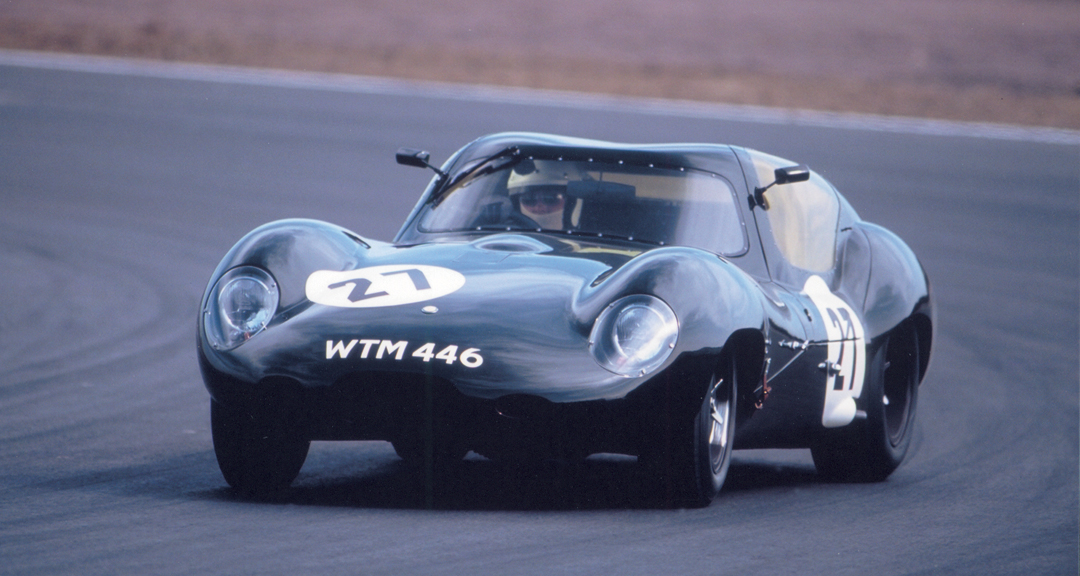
[749,150,840,273]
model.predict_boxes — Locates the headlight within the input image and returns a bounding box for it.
[203,266,279,351]
[589,294,678,377]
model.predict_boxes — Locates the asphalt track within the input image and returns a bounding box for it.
[1,51,1077,575]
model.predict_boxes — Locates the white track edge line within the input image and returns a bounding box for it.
[2,49,1078,146]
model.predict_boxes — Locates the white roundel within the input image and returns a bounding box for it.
[306,265,465,308]
[803,275,867,429]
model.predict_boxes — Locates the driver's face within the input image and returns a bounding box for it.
[519,188,566,215]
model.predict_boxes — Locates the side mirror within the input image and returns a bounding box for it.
[754,164,810,207]
[396,147,448,179]
[396,148,432,168]
[773,165,810,185]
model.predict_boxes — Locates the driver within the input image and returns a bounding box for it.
[517,186,566,229]
[507,161,579,230]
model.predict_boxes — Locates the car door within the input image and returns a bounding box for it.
[744,149,870,432]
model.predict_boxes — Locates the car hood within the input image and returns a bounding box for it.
[202,224,763,402]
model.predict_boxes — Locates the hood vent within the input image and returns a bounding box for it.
[472,234,552,254]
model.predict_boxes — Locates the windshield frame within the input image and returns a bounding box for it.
[410,151,749,257]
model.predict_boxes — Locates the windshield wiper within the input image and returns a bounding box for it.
[432,146,522,204]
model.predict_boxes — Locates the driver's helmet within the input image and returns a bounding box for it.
[507,160,580,230]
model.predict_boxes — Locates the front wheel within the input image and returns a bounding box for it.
[811,323,920,482]
[211,399,310,495]
[642,358,737,508]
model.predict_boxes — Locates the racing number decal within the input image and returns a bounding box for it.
[803,275,867,428]
[306,265,465,308]
[826,307,858,392]
[326,269,431,303]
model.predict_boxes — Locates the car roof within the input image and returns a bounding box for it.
[450,132,746,177]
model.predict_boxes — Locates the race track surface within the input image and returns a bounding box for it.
[1,52,1077,575]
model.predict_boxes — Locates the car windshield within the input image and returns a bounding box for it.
[416,156,746,255]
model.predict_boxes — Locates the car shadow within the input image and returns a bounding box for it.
[205,446,822,511]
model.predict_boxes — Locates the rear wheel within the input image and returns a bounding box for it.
[211,399,310,495]
[812,323,920,482]
[643,357,737,508]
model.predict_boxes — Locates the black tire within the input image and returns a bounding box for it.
[390,393,468,468]
[811,322,920,482]
[211,399,310,495]
[643,358,737,508]
[391,436,468,467]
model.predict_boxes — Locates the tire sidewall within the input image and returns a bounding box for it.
[865,324,919,470]
[693,366,736,500]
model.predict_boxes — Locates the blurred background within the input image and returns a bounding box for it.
[1,0,1078,128]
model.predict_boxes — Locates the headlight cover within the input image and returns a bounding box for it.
[204,266,279,351]
[590,294,679,377]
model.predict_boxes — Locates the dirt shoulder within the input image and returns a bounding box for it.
[2,0,1078,129]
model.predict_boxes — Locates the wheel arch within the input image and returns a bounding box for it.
[720,328,767,424]
[910,311,934,384]
[858,221,934,384]
[203,219,373,313]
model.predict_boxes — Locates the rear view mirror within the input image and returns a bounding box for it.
[567,180,636,199]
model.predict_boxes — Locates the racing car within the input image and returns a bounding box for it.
[198,132,933,506]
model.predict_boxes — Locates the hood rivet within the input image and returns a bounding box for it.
[421,306,439,314]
